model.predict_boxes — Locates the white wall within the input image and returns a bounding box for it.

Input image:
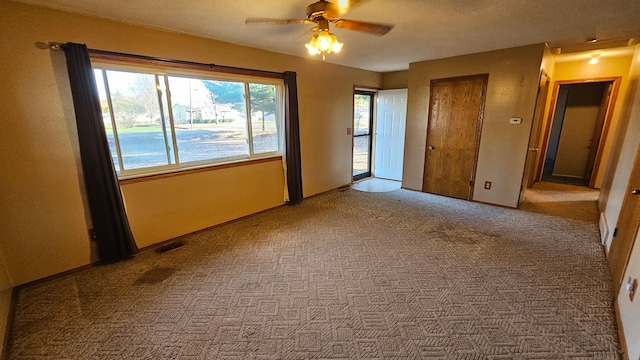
[403,45,544,207]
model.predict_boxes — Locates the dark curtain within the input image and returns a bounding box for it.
[62,43,138,263]
[283,71,303,205]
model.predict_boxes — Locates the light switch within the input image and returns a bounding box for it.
[510,118,522,125]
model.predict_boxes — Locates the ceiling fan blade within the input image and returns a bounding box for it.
[333,19,393,36]
[245,18,309,25]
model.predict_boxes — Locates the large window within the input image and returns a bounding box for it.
[92,63,283,178]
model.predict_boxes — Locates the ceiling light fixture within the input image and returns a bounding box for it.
[304,18,342,60]
[305,30,343,60]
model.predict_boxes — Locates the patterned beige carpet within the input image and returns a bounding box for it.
[520,182,600,222]
[6,183,620,359]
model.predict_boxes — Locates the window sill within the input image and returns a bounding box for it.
[118,156,283,185]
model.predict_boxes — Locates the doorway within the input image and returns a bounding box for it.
[353,90,375,181]
[422,74,487,200]
[537,78,619,188]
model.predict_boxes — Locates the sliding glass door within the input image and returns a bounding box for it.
[353,90,375,181]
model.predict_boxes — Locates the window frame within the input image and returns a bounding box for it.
[91,57,285,180]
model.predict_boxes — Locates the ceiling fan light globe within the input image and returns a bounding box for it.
[305,41,321,55]
[317,31,332,52]
[331,41,343,53]
[329,33,342,53]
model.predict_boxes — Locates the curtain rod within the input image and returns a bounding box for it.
[48,42,284,79]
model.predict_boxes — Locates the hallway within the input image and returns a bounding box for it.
[520,182,600,222]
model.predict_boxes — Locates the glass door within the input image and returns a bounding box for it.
[353,90,375,181]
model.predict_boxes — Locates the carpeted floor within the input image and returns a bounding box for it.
[6,183,620,359]
[520,182,600,222]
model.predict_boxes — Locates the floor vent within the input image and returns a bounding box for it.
[155,240,186,254]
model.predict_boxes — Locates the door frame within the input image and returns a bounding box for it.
[519,70,550,204]
[422,74,488,200]
[352,89,376,182]
[535,77,621,187]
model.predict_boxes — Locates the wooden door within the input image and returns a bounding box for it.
[422,74,487,200]
[609,147,640,295]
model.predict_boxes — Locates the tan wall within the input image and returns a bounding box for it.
[122,160,285,248]
[546,55,633,189]
[605,45,640,358]
[403,44,545,207]
[0,1,382,285]
[382,70,409,89]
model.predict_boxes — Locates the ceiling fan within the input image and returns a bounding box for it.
[246,0,394,59]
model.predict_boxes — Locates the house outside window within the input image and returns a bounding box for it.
[92,63,284,178]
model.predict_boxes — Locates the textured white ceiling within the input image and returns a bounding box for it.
[15,0,640,72]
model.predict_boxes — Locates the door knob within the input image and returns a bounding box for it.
[428,146,435,150]
[633,188,640,195]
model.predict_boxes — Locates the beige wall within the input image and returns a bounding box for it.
[547,55,633,189]
[0,1,382,286]
[382,70,409,89]
[403,44,545,207]
[122,160,285,248]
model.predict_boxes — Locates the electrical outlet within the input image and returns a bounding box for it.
[484,181,492,190]
[347,127,352,135]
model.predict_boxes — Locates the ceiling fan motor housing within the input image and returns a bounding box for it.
[306,0,339,21]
